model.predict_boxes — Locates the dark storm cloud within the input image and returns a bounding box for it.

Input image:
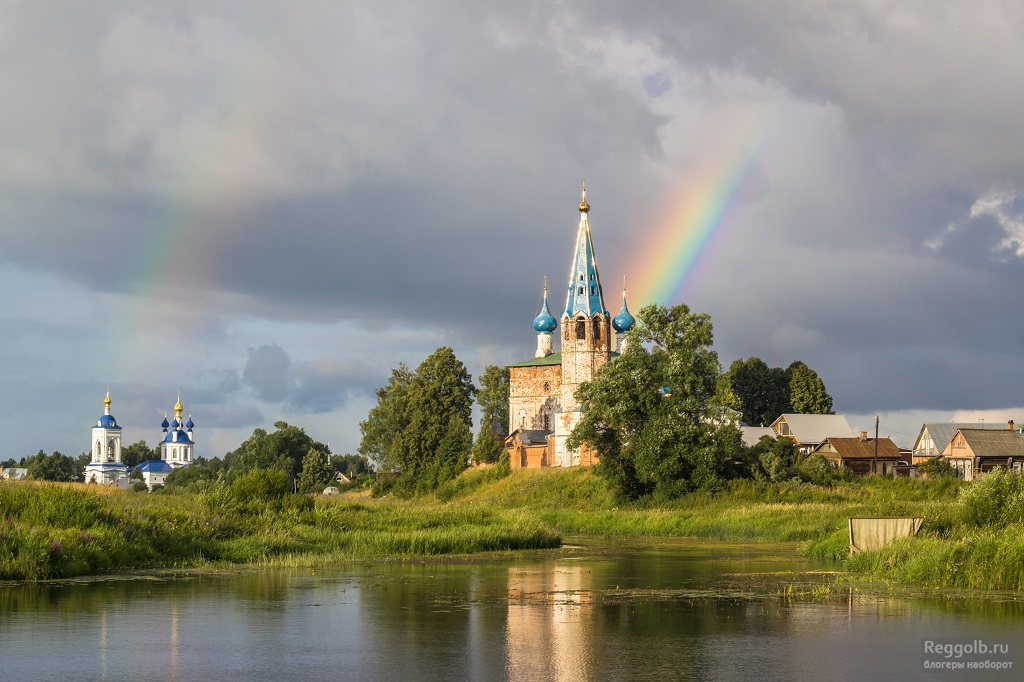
[7,1,1024,460]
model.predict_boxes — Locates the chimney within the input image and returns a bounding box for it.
[1010,420,1015,431]
[859,430,868,441]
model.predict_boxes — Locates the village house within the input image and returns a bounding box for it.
[810,433,902,474]
[769,413,855,453]
[940,423,1024,481]
[910,422,995,466]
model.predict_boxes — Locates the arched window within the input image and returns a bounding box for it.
[95,440,101,457]
[592,318,601,340]
[576,320,586,339]
[107,439,115,460]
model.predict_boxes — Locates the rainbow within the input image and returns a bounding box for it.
[629,126,769,309]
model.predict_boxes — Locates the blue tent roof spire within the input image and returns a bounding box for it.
[564,180,606,317]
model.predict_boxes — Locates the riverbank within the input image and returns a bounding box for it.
[4,467,1022,591]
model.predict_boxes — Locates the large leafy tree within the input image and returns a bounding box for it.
[224,421,329,482]
[476,365,510,434]
[121,441,160,469]
[786,361,833,414]
[297,447,333,493]
[359,347,475,495]
[26,450,81,482]
[568,303,738,500]
[724,357,790,426]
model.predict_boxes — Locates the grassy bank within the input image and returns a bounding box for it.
[5,466,1020,592]
[0,478,559,580]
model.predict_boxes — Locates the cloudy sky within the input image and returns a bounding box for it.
[4,0,1024,458]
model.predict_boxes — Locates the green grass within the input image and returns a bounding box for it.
[6,467,1021,592]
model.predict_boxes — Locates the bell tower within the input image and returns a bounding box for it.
[554,182,612,465]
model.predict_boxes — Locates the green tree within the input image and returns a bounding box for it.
[360,347,475,496]
[330,454,369,478]
[786,361,834,414]
[747,435,802,482]
[724,357,790,426]
[121,441,160,469]
[476,365,510,434]
[164,461,219,492]
[473,425,504,464]
[26,450,81,482]
[568,303,735,500]
[297,448,332,493]
[224,422,329,483]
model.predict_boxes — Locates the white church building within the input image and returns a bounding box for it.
[84,392,128,485]
[133,394,195,490]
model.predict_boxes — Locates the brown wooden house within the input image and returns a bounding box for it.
[810,433,902,474]
[940,426,1024,481]
[504,429,552,469]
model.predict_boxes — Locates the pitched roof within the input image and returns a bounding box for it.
[953,428,1024,458]
[772,414,855,445]
[914,422,1006,453]
[740,426,776,447]
[816,437,901,459]
[563,189,607,318]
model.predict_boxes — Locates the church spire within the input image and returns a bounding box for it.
[564,180,606,317]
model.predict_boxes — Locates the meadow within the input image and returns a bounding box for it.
[3,466,1022,591]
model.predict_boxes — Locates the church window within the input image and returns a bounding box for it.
[590,286,595,295]
[107,440,115,457]
[543,411,550,430]
[95,441,101,457]
[593,319,601,339]
[576,320,586,339]
[578,287,584,295]
[543,381,550,393]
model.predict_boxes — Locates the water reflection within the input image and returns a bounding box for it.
[2,543,1023,681]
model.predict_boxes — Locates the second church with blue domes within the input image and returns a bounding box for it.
[506,184,634,468]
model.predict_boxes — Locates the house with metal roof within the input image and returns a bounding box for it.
[810,434,902,474]
[770,413,856,453]
[940,426,1024,481]
[911,421,1012,465]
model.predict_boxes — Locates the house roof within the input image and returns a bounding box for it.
[815,437,902,459]
[914,422,1006,453]
[950,428,1024,458]
[772,413,855,445]
[740,426,776,448]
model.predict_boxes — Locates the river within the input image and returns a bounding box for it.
[1,540,1020,681]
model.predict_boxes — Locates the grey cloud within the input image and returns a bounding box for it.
[243,344,293,402]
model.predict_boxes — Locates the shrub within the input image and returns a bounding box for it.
[131,481,149,493]
[957,468,1024,528]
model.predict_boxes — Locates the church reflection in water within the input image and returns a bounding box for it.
[506,563,595,682]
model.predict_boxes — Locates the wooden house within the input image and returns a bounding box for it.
[770,413,855,453]
[810,433,902,474]
[940,426,1024,481]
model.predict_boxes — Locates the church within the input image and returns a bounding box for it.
[505,185,635,468]
[83,392,196,488]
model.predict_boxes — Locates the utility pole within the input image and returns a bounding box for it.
[873,415,879,475]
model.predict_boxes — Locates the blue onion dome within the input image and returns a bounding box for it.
[163,429,192,444]
[186,415,194,429]
[533,279,557,333]
[612,294,635,332]
[161,415,170,429]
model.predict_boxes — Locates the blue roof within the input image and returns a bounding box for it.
[132,460,174,473]
[564,195,606,318]
[612,293,636,332]
[161,416,170,429]
[95,414,121,429]
[163,429,193,444]
[185,416,194,429]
